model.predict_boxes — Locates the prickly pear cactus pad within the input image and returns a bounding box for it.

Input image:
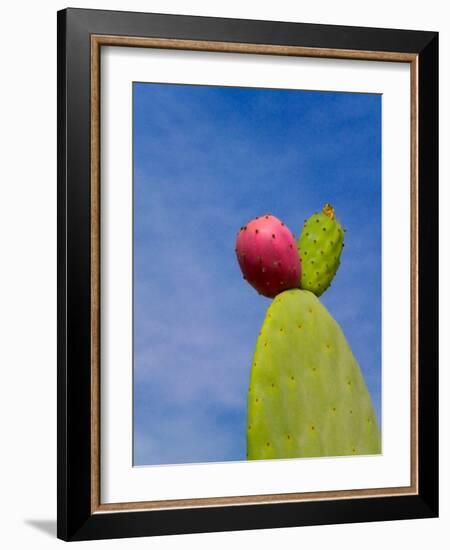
[247,289,380,460]
[297,204,344,297]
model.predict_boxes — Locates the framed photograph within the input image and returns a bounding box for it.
[57,8,438,541]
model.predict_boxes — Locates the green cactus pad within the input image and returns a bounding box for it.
[297,204,344,297]
[247,289,380,460]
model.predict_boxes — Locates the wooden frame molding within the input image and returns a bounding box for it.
[90,34,419,514]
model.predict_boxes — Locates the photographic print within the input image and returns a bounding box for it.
[133,82,381,466]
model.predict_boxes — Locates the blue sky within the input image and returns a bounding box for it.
[133,83,381,466]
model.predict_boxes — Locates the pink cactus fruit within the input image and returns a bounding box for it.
[235,214,301,298]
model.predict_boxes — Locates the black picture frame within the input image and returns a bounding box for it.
[57,7,438,542]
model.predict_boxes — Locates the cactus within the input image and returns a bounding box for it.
[297,204,344,297]
[236,214,301,298]
[247,289,380,460]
